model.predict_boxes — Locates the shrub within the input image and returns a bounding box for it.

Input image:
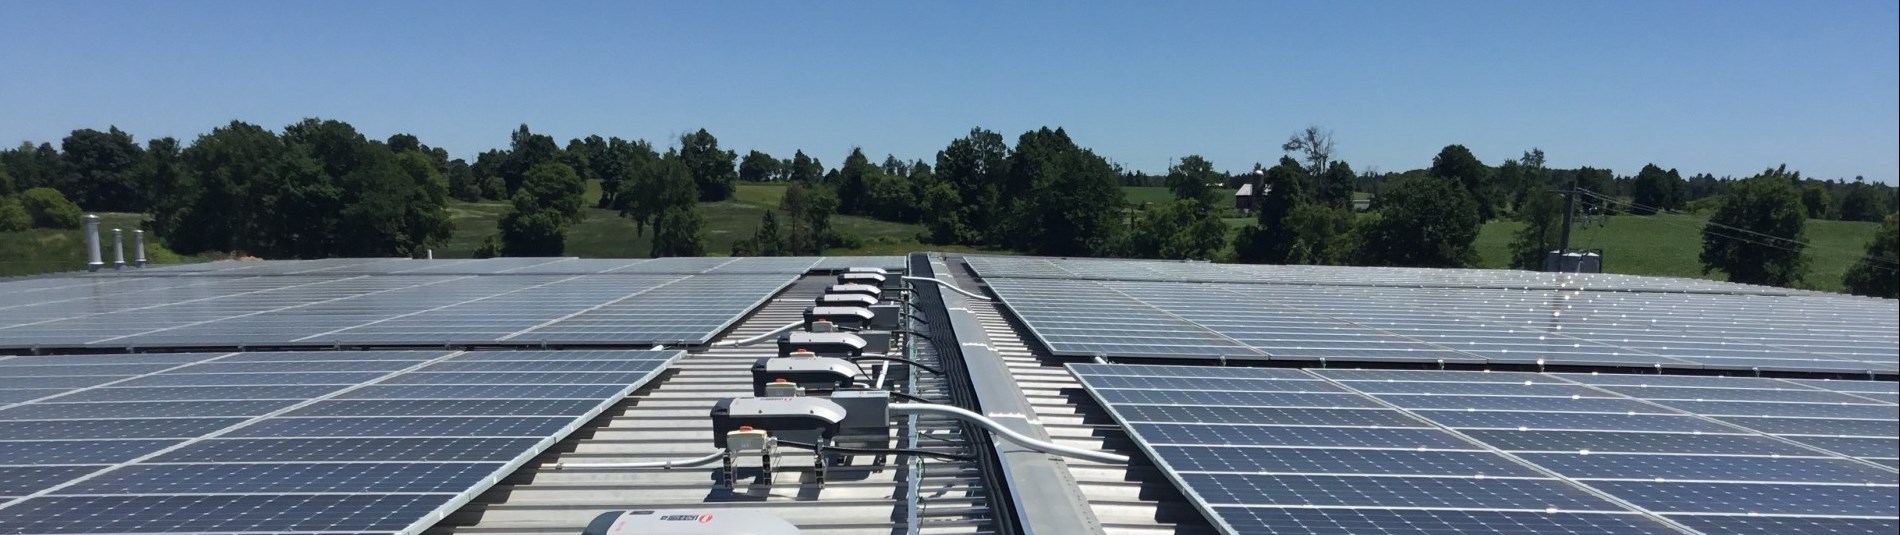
[0,196,29,231]
[19,188,82,229]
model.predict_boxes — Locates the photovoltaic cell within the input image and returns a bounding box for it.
[0,349,682,535]
[974,256,1898,376]
[1070,363,1899,535]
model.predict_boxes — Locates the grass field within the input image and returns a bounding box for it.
[1474,213,1880,293]
[2,187,1882,293]
[0,213,220,278]
[436,182,973,258]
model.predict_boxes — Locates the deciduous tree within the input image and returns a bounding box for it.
[1700,166,1807,287]
[1841,215,1898,298]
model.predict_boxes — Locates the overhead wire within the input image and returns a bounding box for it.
[1576,189,1898,272]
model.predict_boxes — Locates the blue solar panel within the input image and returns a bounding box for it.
[1070,364,1899,535]
[0,349,682,535]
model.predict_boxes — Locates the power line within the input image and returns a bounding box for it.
[1573,189,1900,269]
[1578,189,1897,272]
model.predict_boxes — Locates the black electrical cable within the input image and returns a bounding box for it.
[849,356,944,375]
[775,439,974,462]
[901,330,933,341]
[904,313,931,324]
[887,391,934,403]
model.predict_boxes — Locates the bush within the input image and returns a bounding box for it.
[0,196,29,231]
[19,188,82,229]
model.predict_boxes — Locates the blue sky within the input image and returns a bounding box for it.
[2,1,1895,181]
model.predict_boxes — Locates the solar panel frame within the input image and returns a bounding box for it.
[0,349,684,535]
[1070,363,1900,535]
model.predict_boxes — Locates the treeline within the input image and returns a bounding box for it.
[1,121,453,257]
[3,121,1894,297]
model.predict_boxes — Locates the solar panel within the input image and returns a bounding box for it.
[980,264,1898,375]
[0,349,681,534]
[0,272,798,351]
[1070,363,1899,535]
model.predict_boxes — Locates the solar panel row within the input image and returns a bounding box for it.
[1070,364,1899,535]
[985,278,1898,374]
[0,349,681,535]
[108,256,906,277]
[966,255,1827,295]
[0,274,797,350]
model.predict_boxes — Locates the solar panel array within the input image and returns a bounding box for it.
[966,255,1825,295]
[1070,364,1899,535]
[0,274,792,350]
[115,256,907,277]
[971,260,1898,375]
[0,349,682,535]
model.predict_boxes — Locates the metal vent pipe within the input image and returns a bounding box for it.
[83,215,103,272]
[111,229,125,270]
[133,230,147,267]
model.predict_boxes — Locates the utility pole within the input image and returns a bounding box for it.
[1557,177,1576,256]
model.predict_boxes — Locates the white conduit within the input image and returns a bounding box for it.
[712,320,804,347]
[544,451,726,470]
[900,276,990,301]
[890,403,1129,464]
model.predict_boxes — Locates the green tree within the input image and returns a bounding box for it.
[782,181,839,255]
[1631,164,1688,214]
[1838,179,1888,222]
[933,128,1011,245]
[18,188,83,229]
[1700,166,1807,287]
[134,137,189,229]
[0,162,13,196]
[751,210,787,256]
[1430,144,1494,221]
[497,163,586,257]
[1841,215,1898,298]
[603,138,659,211]
[0,142,64,192]
[678,129,737,201]
[789,150,824,183]
[1352,175,1480,267]
[650,205,706,257]
[245,145,340,258]
[1130,199,1227,260]
[445,158,480,202]
[1165,155,1222,206]
[1001,127,1126,256]
[1283,204,1355,265]
[1507,190,1565,270]
[863,172,918,222]
[169,121,282,254]
[1316,161,1355,208]
[0,196,28,231]
[1799,182,1834,219]
[58,127,145,212]
[500,125,560,195]
[1233,157,1309,263]
[740,150,779,182]
[836,148,881,215]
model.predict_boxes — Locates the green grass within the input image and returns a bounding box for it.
[1474,213,1881,293]
[1122,186,1240,206]
[438,182,950,258]
[0,213,221,278]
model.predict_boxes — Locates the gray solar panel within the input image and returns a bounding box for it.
[1070,363,1899,535]
[981,266,1898,375]
[0,349,681,535]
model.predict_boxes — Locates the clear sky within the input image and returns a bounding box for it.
[2,1,1895,182]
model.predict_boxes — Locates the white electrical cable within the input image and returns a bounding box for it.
[542,451,726,470]
[889,403,1129,464]
[900,276,990,301]
[711,320,804,347]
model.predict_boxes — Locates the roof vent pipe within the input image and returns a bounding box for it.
[83,215,103,272]
[111,229,125,270]
[133,230,146,268]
